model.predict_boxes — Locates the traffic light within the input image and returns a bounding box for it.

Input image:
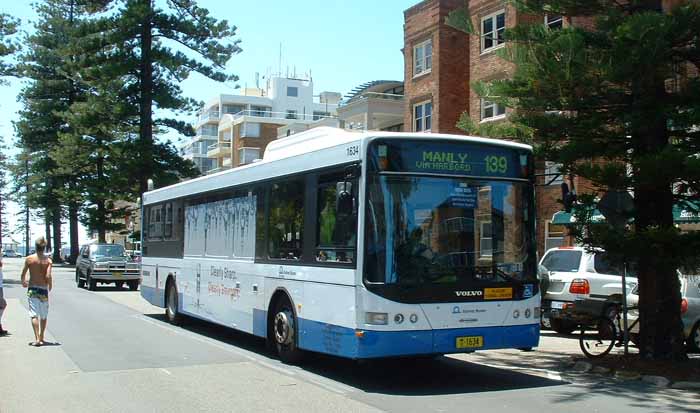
[561,181,577,213]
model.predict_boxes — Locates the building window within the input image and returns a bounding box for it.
[545,161,564,185]
[481,10,505,52]
[241,122,261,138]
[222,104,244,115]
[545,14,563,30]
[545,221,565,251]
[413,39,432,77]
[251,106,270,117]
[413,101,432,132]
[286,110,298,119]
[287,86,298,97]
[481,99,506,121]
[480,221,493,257]
[313,111,330,121]
[239,147,260,165]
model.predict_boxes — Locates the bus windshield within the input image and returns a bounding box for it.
[364,175,536,287]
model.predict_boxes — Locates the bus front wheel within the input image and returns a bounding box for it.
[165,280,181,325]
[272,298,303,364]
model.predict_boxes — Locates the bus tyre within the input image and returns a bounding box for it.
[550,318,577,335]
[165,281,181,325]
[273,298,303,364]
[115,281,124,289]
[76,270,85,289]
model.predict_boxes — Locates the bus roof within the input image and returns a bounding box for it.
[143,127,532,205]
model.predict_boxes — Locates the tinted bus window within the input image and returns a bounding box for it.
[316,171,358,264]
[269,179,304,260]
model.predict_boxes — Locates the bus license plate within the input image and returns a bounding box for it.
[113,272,123,278]
[456,336,483,349]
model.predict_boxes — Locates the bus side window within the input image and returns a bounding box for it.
[269,179,305,260]
[316,171,358,264]
[255,186,267,260]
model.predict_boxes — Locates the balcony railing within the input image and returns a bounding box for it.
[228,110,336,123]
[341,92,404,106]
[206,142,231,157]
[197,111,220,124]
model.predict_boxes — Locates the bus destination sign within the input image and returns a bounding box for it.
[370,140,529,179]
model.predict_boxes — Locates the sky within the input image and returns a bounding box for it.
[0,0,418,246]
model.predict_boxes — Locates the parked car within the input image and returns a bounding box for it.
[75,244,140,291]
[627,274,700,352]
[2,249,21,258]
[538,246,637,334]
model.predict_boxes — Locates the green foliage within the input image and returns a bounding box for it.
[73,0,239,192]
[0,13,20,82]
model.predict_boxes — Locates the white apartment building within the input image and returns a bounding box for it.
[277,80,405,138]
[189,76,341,173]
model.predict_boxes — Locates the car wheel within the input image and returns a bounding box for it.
[271,297,304,364]
[76,270,85,289]
[115,281,124,289]
[550,318,578,335]
[165,280,181,325]
[687,322,700,353]
[87,272,97,291]
[127,280,139,291]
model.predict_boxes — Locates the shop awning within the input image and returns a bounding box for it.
[551,210,606,225]
[673,202,700,223]
[552,201,700,225]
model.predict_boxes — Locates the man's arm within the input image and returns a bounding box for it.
[20,258,29,288]
[46,259,53,291]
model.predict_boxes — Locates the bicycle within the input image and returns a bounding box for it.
[579,304,639,358]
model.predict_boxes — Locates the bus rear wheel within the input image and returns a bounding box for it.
[272,298,303,364]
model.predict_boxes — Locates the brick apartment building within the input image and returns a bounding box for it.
[402,0,600,256]
[403,0,690,256]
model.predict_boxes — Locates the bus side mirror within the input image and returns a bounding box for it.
[336,182,354,216]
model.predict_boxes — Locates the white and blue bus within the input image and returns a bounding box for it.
[140,127,540,362]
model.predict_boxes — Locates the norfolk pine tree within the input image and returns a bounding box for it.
[448,1,700,360]
[14,1,106,262]
[79,0,240,194]
[0,13,19,248]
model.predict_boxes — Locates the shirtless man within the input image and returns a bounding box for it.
[20,237,53,346]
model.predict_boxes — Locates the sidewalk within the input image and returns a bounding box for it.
[0,298,84,412]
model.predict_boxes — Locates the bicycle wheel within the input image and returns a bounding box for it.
[579,318,616,358]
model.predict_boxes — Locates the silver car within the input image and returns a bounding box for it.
[627,274,700,352]
[75,244,140,291]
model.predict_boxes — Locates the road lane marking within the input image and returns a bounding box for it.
[160,368,172,376]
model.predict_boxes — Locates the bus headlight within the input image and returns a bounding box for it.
[534,307,541,319]
[409,313,418,323]
[394,313,404,324]
[513,309,520,319]
[365,312,388,325]
[524,308,531,318]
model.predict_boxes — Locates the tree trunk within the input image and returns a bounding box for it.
[97,139,107,244]
[138,0,153,196]
[69,201,79,263]
[97,199,106,243]
[45,211,52,252]
[632,1,686,359]
[52,207,62,263]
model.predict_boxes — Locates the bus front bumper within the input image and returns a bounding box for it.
[297,320,540,359]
